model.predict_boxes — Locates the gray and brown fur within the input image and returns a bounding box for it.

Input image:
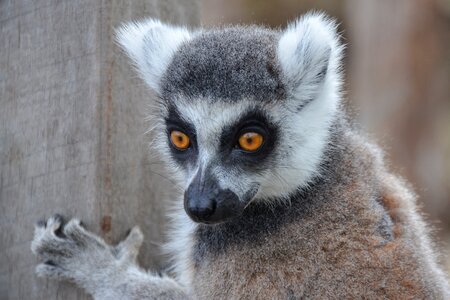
[31,13,449,299]
[192,119,449,298]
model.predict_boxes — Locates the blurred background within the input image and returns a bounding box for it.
[200,0,450,273]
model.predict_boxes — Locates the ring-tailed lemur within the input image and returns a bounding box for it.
[31,13,450,299]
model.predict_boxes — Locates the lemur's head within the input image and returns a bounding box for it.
[117,13,343,224]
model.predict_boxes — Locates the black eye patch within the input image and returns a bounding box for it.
[165,105,198,166]
[219,109,279,170]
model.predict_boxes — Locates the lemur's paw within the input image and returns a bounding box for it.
[32,214,108,281]
[31,214,143,283]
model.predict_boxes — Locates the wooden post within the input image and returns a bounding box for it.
[0,1,199,299]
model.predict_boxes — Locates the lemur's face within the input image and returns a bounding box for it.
[162,99,279,224]
[118,15,342,224]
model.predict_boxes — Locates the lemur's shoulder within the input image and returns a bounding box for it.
[323,121,450,297]
[376,159,450,295]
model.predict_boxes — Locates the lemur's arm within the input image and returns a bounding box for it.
[31,215,189,300]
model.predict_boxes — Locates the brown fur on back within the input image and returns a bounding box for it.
[190,120,450,299]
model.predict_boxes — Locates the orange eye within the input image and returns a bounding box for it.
[170,130,190,150]
[238,132,264,152]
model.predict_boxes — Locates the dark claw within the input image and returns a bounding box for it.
[36,219,47,228]
[44,260,58,266]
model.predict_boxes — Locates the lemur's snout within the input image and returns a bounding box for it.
[184,170,244,224]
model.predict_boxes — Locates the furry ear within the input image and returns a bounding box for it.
[277,13,343,106]
[116,19,192,94]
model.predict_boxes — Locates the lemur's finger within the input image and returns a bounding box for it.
[33,217,54,239]
[34,214,63,235]
[33,222,47,242]
[63,219,108,250]
[31,215,87,262]
[115,226,144,262]
[124,226,144,250]
[32,215,69,258]
[63,219,88,247]
[47,214,64,232]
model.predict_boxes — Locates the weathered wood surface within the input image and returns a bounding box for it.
[0,1,199,299]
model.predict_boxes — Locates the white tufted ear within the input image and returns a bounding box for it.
[277,13,343,107]
[116,19,192,94]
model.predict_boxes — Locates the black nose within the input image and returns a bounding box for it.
[185,199,216,222]
[184,169,244,224]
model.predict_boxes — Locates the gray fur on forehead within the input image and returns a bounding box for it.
[160,26,286,102]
